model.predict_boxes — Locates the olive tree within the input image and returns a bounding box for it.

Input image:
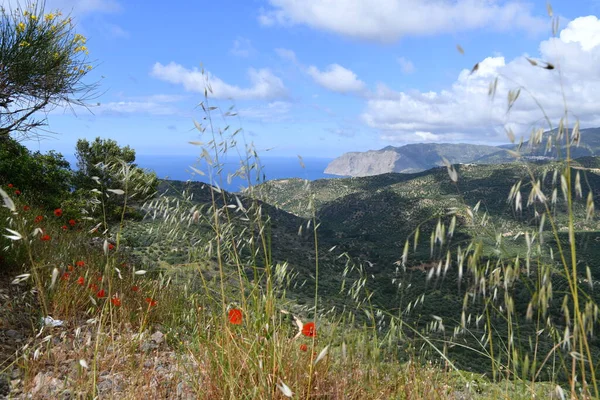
[74,137,158,221]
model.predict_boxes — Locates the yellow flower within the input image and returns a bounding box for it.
[30,14,37,21]
[45,13,55,22]
[78,69,85,74]
[73,34,86,44]
[23,10,29,17]
[86,65,93,70]
[18,40,30,47]
[74,45,89,54]
[59,18,72,28]
[16,22,25,33]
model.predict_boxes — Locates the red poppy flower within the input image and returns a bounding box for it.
[131,285,139,292]
[228,308,243,325]
[23,205,30,211]
[14,190,21,196]
[62,225,68,230]
[88,283,98,291]
[53,208,63,217]
[96,289,106,298]
[7,184,13,188]
[108,243,115,250]
[34,215,43,223]
[61,273,70,281]
[145,297,157,307]
[67,265,74,271]
[299,344,308,352]
[68,219,76,226]
[76,261,85,267]
[77,276,85,286]
[40,234,51,241]
[111,296,121,307]
[302,322,316,337]
[96,275,103,282]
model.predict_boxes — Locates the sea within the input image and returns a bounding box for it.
[133,155,341,193]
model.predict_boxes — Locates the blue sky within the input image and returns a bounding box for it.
[7,0,600,159]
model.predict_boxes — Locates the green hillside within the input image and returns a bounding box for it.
[254,158,600,375]
[116,156,600,377]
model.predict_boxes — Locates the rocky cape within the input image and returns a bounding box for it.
[324,143,502,177]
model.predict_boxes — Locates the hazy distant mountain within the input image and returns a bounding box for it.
[324,143,502,177]
[325,128,600,177]
[476,127,600,164]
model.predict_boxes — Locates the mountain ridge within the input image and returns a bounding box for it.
[325,142,504,177]
[326,127,600,177]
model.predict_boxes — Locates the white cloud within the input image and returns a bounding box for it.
[3,0,126,40]
[414,131,439,141]
[48,93,189,117]
[150,63,287,100]
[307,64,366,94]
[94,101,180,116]
[361,16,600,143]
[326,127,356,138]
[275,48,297,63]
[50,93,193,116]
[102,22,129,38]
[238,101,292,122]
[259,0,546,42]
[559,15,600,51]
[128,94,188,103]
[397,57,415,74]
[230,37,255,57]
[6,0,123,16]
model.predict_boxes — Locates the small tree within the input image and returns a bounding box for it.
[0,1,97,140]
[74,137,136,187]
[74,137,158,220]
[0,136,72,208]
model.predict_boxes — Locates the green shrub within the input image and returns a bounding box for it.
[0,136,71,209]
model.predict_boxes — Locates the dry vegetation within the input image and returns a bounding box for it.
[1,2,600,400]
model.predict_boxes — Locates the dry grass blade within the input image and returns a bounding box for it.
[470,63,479,75]
[0,188,15,211]
[314,345,329,365]
[11,273,30,284]
[586,192,595,221]
[505,127,515,143]
[50,267,59,289]
[189,166,206,176]
[277,380,293,397]
[4,228,22,241]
